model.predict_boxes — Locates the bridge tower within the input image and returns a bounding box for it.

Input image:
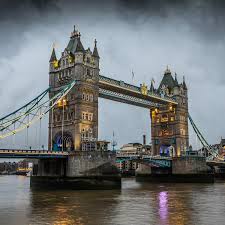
[48,26,100,151]
[150,67,189,156]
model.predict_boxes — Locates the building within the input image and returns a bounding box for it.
[150,68,189,156]
[48,26,99,151]
[48,27,189,155]
[116,142,151,173]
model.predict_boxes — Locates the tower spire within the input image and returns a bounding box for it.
[49,46,57,62]
[174,72,178,85]
[183,75,187,90]
[93,39,99,58]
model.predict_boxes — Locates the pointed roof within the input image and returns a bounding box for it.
[158,67,176,90]
[174,73,179,86]
[49,47,57,62]
[183,76,187,90]
[150,81,154,92]
[93,39,99,58]
[66,26,84,53]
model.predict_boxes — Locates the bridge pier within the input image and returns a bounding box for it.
[30,151,121,190]
[136,156,214,183]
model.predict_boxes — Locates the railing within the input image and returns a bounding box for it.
[0,149,68,158]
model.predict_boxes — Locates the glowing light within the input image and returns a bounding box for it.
[53,60,59,68]
[158,191,168,220]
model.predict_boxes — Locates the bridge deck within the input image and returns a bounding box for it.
[99,75,177,107]
[0,149,68,159]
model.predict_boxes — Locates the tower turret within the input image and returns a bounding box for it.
[49,47,57,62]
[93,39,99,58]
[151,67,189,156]
[48,26,100,151]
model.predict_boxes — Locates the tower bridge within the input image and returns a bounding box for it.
[0,26,222,188]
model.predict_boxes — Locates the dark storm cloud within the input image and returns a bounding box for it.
[0,0,225,148]
[0,0,225,60]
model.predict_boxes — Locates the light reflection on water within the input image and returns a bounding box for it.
[158,191,168,221]
[0,176,225,225]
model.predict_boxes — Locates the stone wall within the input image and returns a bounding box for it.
[36,159,66,177]
[172,156,208,174]
[135,164,151,176]
[67,151,119,177]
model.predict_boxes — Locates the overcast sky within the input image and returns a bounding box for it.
[0,0,225,149]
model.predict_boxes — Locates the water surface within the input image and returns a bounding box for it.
[0,176,225,225]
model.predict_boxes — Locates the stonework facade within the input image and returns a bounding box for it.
[150,68,189,156]
[48,27,99,151]
[48,27,189,155]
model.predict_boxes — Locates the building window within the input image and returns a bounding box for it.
[161,114,168,122]
[70,112,74,120]
[88,113,93,121]
[87,68,90,76]
[90,94,93,102]
[86,94,89,101]
[82,93,86,100]
[82,112,86,120]
[180,128,185,135]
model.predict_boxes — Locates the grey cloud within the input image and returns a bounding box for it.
[0,0,225,148]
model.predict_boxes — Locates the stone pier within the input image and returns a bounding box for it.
[30,151,121,190]
[136,156,214,183]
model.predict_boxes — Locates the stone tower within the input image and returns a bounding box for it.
[48,26,100,151]
[150,67,189,156]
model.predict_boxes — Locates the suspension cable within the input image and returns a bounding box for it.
[188,113,223,161]
[0,80,76,140]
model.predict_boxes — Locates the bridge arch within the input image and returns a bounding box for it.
[53,131,74,151]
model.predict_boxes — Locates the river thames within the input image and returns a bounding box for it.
[0,176,225,225]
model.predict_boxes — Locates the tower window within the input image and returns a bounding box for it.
[82,112,86,120]
[88,113,93,121]
[86,94,89,101]
[90,94,93,102]
[82,93,86,100]
[87,68,90,76]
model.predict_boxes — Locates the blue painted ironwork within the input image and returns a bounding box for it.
[0,149,68,159]
[0,80,76,140]
[116,155,172,168]
[188,113,224,161]
[99,75,177,104]
[99,88,160,108]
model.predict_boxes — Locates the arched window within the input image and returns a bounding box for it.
[87,68,90,76]
[82,93,86,100]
